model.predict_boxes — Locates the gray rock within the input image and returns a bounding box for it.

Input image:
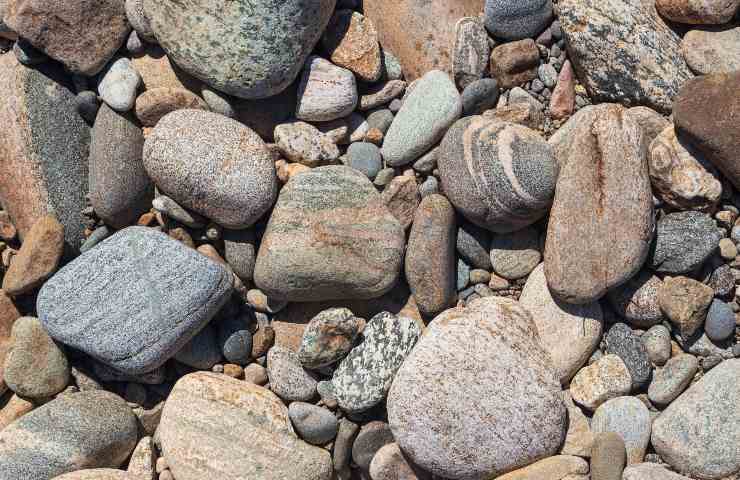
[174,324,221,370]
[592,396,651,465]
[538,63,558,88]
[682,27,740,75]
[332,312,420,413]
[98,57,142,112]
[216,313,254,366]
[223,229,256,282]
[490,226,541,280]
[288,402,338,445]
[267,346,317,402]
[143,109,278,229]
[274,120,340,167]
[13,39,47,65]
[92,361,166,385]
[296,56,358,122]
[80,226,112,254]
[606,271,664,328]
[145,0,336,99]
[705,299,736,342]
[382,51,403,81]
[604,323,652,390]
[648,211,721,274]
[347,142,383,179]
[201,87,237,119]
[590,432,627,480]
[333,418,359,472]
[484,0,553,40]
[419,176,439,198]
[381,70,461,166]
[125,0,156,42]
[648,354,698,406]
[152,195,207,228]
[352,421,394,471]
[623,463,694,480]
[365,108,394,134]
[457,258,471,291]
[456,221,492,270]
[461,78,500,116]
[0,390,138,479]
[37,227,233,374]
[642,325,672,366]
[452,17,491,89]
[298,308,365,370]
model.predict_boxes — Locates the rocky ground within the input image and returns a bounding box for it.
[0,0,738,479]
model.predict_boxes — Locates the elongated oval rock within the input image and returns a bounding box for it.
[544,104,653,304]
[159,372,333,480]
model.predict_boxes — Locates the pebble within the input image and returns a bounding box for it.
[456,222,492,270]
[457,258,471,291]
[296,56,358,122]
[322,10,382,83]
[369,442,429,480]
[642,325,672,366]
[266,346,317,403]
[490,227,541,280]
[655,0,739,24]
[127,436,157,480]
[288,402,338,445]
[606,271,664,328]
[98,57,142,112]
[538,63,558,88]
[274,120,340,167]
[243,363,268,385]
[570,354,632,411]
[0,394,34,430]
[560,393,595,457]
[496,455,588,480]
[604,323,652,390]
[682,27,740,75]
[134,87,210,127]
[365,109,394,134]
[76,91,100,124]
[658,276,714,339]
[719,238,737,260]
[705,299,736,341]
[346,142,383,179]
[489,39,540,89]
[2,215,64,296]
[648,354,699,406]
[297,308,365,369]
[319,113,370,145]
[352,421,395,471]
[381,175,420,230]
[484,0,553,40]
[360,80,407,110]
[125,0,155,42]
[592,396,651,465]
[152,196,206,229]
[549,60,576,119]
[452,17,491,89]
[461,78,500,116]
[590,432,627,480]
[223,229,256,282]
[649,211,722,274]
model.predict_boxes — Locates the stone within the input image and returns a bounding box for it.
[254,166,405,302]
[604,323,652,390]
[484,0,553,40]
[606,271,664,328]
[655,0,739,24]
[381,175,420,230]
[223,229,256,282]
[369,442,430,480]
[658,276,714,339]
[296,56,358,122]
[125,0,155,42]
[405,195,457,317]
[642,325,672,366]
[648,125,721,212]
[90,104,153,229]
[158,372,332,480]
[544,104,653,304]
[0,390,138,479]
[366,109,394,134]
[274,121,340,167]
[288,402,338,445]
[648,211,721,274]
[174,324,221,370]
[705,299,735,341]
[538,64,558,88]
[626,107,670,146]
[570,354,632,411]
[490,227,541,280]
[352,421,395,471]
[592,396,651,465]
[4,0,129,75]
[37,227,233,374]
[53,469,133,480]
[347,142,382,180]
[2,215,64,296]
[127,436,156,480]
[145,0,336,99]
[560,393,595,457]
[495,456,588,480]
[461,78,500,116]
[682,27,740,75]
[387,297,567,479]
[0,54,90,255]
[652,359,740,479]
[520,264,603,384]
[558,0,693,113]
[318,113,370,144]
[622,463,693,480]
[332,312,420,413]
[0,394,34,430]
[550,60,576,119]
[298,308,365,369]
[244,363,268,385]
[134,87,209,127]
[452,17,491,89]
[457,222,492,270]
[152,195,206,228]
[143,109,277,229]
[648,354,699,406]
[489,39,540,89]
[439,116,557,233]
[215,313,254,366]
[360,80,407,110]
[322,10,382,83]
[718,238,737,260]
[590,432,627,480]
[267,346,317,402]
[98,58,142,112]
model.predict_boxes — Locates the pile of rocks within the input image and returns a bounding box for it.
[0,0,738,479]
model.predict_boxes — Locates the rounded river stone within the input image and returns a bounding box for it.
[648,211,722,274]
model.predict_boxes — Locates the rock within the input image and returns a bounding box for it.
[489,39,540,89]
[387,297,567,479]
[592,396,651,465]
[322,10,382,83]
[98,58,142,112]
[298,308,365,369]
[558,0,692,113]
[484,0,552,40]
[267,346,317,402]
[360,80,407,110]
[405,195,457,317]
[520,264,603,384]
[332,312,420,413]
[89,104,152,229]
[655,0,739,24]
[215,313,254,366]
[0,394,34,430]
[333,418,359,473]
[174,324,221,370]
[152,195,206,228]
[642,325,672,366]
[369,442,430,480]
[648,354,699,406]
[381,175,420,230]
[560,393,595,457]
[2,215,64,296]
[606,271,664,328]
[648,211,721,274]
[127,436,156,480]
[570,354,632,411]
[319,113,370,144]
[125,0,155,42]
[490,227,541,280]
[4,0,129,75]
[134,87,209,127]
[705,299,735,341]
[145,0,335,99]
[0,54,90,255]
[626,107,670,146]
[658,276,714,338]
[622,463,694,480]
[37,227,233,374]
[439,116,557,233]
[452,17,491,89]
[223,229,256,282]
[364,0,484,81]
[590,432,627,480]
[544,104,653,304]
[550,60,576,119]
[604,323,652,390]
[53,469,133,480]
[648,125,721,212]
[244,363,268,385]
[288,402,338,445]
[682,27,740,75]
[254,166,405,302]
[296,56,358,122]
[158,372,332,480]
[456,222,492,270]
[652,359,740,479]
[274,121,340,167]
[366,109,394,134]
[0,390,138,478]
[352,421,395,471]
[461,78,500,115]
[495,455,588,480]
[347,142,382,180]
[144,109,277,229]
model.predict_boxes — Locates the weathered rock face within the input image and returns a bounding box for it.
[37,227,233,375]
[159,372,333,480]
[387,297,567,480]
[558,0,693,113]
[544,104,653,304]
[144,0,336,99]
[0,53,90,256]
[254,166,405,302]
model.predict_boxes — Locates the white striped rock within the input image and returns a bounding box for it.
[296,56,358,122]
[452,17,491,89]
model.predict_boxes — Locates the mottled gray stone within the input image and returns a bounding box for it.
[642,325,672,366]
[288,402,338,445]
[296,56,358,122]
[222,229,256,282]
[317,112,370,144]
[298,308,365,369]
[705,298,736,341]
[456,221,492,270]
[592,396,651,465]
[267,346,317,402]
[648,211,721,274]
[648,354,698,406]
[125,0,156,42]
[174,323,221,370]
[452,17,491,89]
[365,108,394,134]
[606,271,664,328]
[216,312,254,366]
[604,323,652,390]
[346,142,382,179]
[484,0,553,40]
[37,227,233,374]
[461,78,500,116]
[98,57,142,112]
[490,226,541,280]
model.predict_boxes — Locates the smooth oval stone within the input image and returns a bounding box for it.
[439,116,558,233]
[298,308,365,370]
[606,270,664,328]
[267,346,317,402]
[490,227,541,280]
[134,87,210,127]
[352,421,394,471]
[495,455,588,480]
[145,0,336,99]
[592,396,651,465]
[37,227,233,375]
[655,0,739,24]
[369,442,430,480]
[642,325,672,366]
[604,323,652,390]
[296,56,358,122]
[159,372,333,480]
[682,27,740,75]
[216,313,254,366]
[545,104,653,304]
[484,0,553,40]
[590,433,627,480]
[274,120,340,167]
[648,353,698,406]
[98,57,142,112]
[461,78,500,116]
[254,166,405,302]
[387,297,567,479]
[143,109,277,229]
[288,402,338,445]
[346,142,382,179]
[705,299,736,342]
[647,211,721,274]
[332,312,421,414]
[223,229,256,282]
[0,390,138,479]
[456,221,491,270]
[381,70,462,167]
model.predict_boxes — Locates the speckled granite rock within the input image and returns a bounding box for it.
[682,27,740,75]
[159,372,333,480]
[452,17,491,89]
[298,308,365,369]
[387,297,566,480]
[604,323,652,390]
[267,346,318,402]
[655,0,740,24]
[570,354,632,411]
[144,0,336,99]
[127,436,156,480]
[322,10,382,83]
[592,396,651,465]
[274,121,340,167]
[606,270,664,328]
[623,463,693,480]
[134,87,209,127]
[488,39,540,89]
[332,312,420,413]
[558,0,693,113]
[490,227,541,280]
[296,56,358,122]
[0,391,138,479]
[37,227,233,374]
[381,175,420,230]
[254,166,405,302]
[648,211,721,274]
[658,276,714,339]
[626,106,670,146]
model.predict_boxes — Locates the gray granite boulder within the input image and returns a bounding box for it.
[37,227,233,374]
[648,211,721,274]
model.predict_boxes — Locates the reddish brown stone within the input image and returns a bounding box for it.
[322,10,382,83]
[489,39,540,89]
[0,212,16,242]
[251,325,275,359]
[2,215,64,296]
[131,48,202,92]
[381,175,420,230]
[550,60,576,120]
[135,88,210,127]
